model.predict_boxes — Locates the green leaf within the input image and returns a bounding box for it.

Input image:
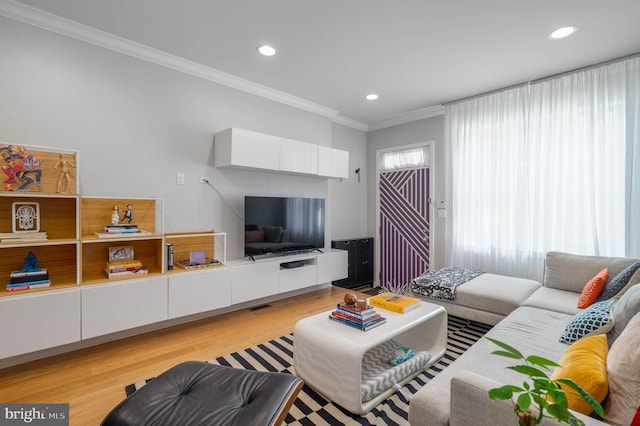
[555,379,604,417]
[507,364,549,378]
[517,393,532,411]
[486,337,524,359]
[547,387,568,408]
[488,387,513,400]
[547,403,584,425]
[526,355,562,369]
[490,350,523,360]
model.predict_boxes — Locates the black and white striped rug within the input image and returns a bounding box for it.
[125,315,492,425]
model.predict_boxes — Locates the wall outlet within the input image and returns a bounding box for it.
[198,176,210,184]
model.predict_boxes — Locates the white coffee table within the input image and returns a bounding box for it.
[293,300,447,414]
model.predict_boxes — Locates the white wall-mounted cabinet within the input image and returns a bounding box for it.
[0,288,81,359]
[214,128,280,171]
[214,127,348,179]
[168,268,232,319]
[280,259,318,293]
[81,276,168,339]
[231,261,280,304]
[280,138,318,174]
[318,145,349,179]
[317,249,349,283]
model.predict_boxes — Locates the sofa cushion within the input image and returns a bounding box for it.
[596,261,640,302]
[550,334,608,415]
[603,312,640,426]
[607,283,640,346]
[559,299,616,344]
[522,287,582,315]
[577,268,608,309]
[543,251,638,293]
[438,273,540,316]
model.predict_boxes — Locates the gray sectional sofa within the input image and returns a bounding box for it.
[408,252,640,426]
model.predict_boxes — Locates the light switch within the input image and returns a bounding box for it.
[176,172,185,185]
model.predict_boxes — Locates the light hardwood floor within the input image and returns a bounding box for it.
[0,286,365,425]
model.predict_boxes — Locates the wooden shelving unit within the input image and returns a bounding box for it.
[80,197,164,284]
[0,193,79,297]
[164,231,226,273]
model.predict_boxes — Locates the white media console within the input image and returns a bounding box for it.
[0,249,348,368]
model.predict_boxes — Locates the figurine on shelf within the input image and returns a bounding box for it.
[120,203,133,223]
[112,204,120,225]
[55,153,76,194]
[18,251,39,273]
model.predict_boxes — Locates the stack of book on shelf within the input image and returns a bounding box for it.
[0,231,48,243]
[104,259,148,278]
[329,302,387,331]
[95,224,151,238]
[6,268,51,292]
[369,292,421,313]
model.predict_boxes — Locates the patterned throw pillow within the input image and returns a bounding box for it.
[560,299,617,344]
[596,261,640,302]
[577,268,608,308]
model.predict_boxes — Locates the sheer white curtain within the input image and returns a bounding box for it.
[446,56,639,281]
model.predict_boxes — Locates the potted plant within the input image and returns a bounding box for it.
[486,337,604,426]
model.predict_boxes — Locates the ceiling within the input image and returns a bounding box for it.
[7,0,640,130]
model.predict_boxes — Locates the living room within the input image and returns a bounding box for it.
[1,1,639,425]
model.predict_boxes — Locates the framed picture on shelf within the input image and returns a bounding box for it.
[109,246,134,262]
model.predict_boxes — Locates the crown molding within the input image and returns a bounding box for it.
[368,105,445,131]
[0,0,350,122]
[333,114,369,132]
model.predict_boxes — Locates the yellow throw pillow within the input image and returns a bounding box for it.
[550,334,608,415]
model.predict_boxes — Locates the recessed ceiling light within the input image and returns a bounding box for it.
[366,93,379,101]
[257,44,276,56]
[548,26,577,40]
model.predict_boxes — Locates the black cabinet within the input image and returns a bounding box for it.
[331,237,373,289]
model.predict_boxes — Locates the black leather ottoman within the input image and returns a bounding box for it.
[102,361,303,426]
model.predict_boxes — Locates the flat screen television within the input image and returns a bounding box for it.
[244,196,325,258]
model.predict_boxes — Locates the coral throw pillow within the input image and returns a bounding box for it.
[550,334,609,415]
[577,268,609,308]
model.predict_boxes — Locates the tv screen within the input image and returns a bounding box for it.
[244,196,325,257]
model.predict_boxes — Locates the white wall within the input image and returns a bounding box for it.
[0,16,367,259]
[329,124,368,239]
[367,115,446,284]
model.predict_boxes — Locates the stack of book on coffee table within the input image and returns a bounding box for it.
[329,302,387,331]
